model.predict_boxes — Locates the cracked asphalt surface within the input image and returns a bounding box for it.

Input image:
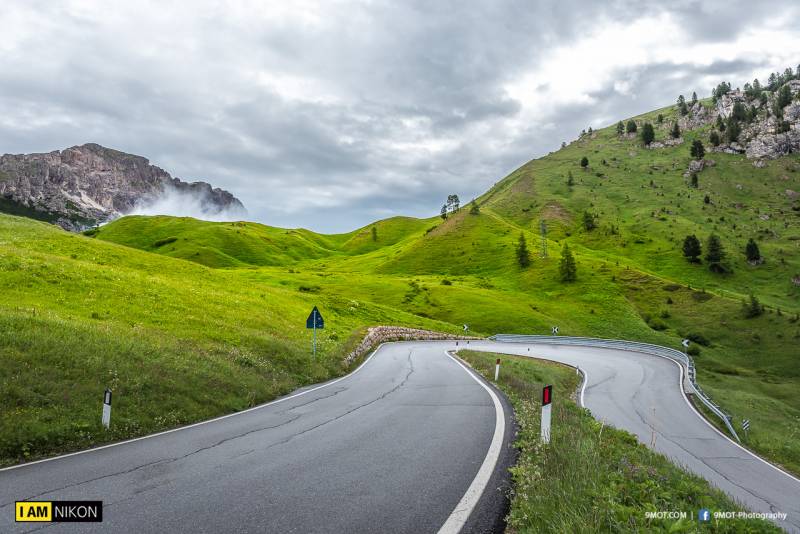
[0,342,515,533]
[3,339,798,532]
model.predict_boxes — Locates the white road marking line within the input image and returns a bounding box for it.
[492,341,800,486]
[578,366,588,408]
[0,344,385,472]
[438,350,506,534]
[665,357,800,485]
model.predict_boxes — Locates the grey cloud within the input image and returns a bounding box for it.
[0,0,798,232]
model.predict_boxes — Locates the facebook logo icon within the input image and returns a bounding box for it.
[698,509,711,522]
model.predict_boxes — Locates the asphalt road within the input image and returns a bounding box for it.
[464,339,800,533]
[0,342,515,534]
[3,339,799,532]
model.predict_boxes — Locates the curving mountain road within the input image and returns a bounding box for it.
[467,339,800,533]
[2,339,799,532]
[0,343,515,534]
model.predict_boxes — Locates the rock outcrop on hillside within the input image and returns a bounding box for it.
[0,143,244,231]
[671,81,800,161]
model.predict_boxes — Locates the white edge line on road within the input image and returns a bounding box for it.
[438,350,506,534]
[578,367,588,408]
[665,357,800,486]
[0,343,386,473]
[479,340,800,486]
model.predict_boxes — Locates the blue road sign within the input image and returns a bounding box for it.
[306,306,324,329]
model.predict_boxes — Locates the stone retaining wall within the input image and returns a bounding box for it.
[343,326,481,367]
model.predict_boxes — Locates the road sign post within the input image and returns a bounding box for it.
[101,389,112,429]
[541,385,552,444]
[742,419,750,439]
[305,306,325,357]
[551,326,559,336]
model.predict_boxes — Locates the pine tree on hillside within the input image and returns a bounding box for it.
[744,294,763,318]
[626,120,637,133]
[682,234,702,263]
[567,171,575,188]
[580,156,589,168]
[641,123,655,145]
[731,101,746,122]
[745,238,761,264]
[677,95,688,115]
[583,211,597,231]
[690,140,705,160]
[371,226,378,241]
[709,131,720,146]
[691,91,698,105]
[440,205,448,220]
[670,122,681,139]
[657,114,664,124]
[726,117,740,143]
[516,233,531,268]
[559,243,577,282]
[716,115,726,132]
[616,121,624,135]
[690,173,699,188]
[777,84,792,109]
[469,200,480,215]
[705,234,728,273]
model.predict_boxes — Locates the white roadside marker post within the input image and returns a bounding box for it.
[541,385,552,444]
[101,388,112,429]
[494,358,500,381]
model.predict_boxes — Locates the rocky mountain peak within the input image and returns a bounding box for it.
[0,144,245,231]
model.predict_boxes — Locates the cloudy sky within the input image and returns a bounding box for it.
[2,1,799,232]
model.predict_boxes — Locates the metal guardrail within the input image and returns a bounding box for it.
[490,334,740,442]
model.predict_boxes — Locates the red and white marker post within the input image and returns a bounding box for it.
[494,359,500,381]
[541,385,552,443]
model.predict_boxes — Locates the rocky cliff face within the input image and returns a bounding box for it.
[0,143,244,231]
[674,80,800,162]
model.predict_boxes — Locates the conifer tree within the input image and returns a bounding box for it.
[706,234,728,273]
[641,122,655,145]
[469,200,480,215]
[745,238,761,263]
[682,234,702,263]
[559,243,577,282]
[690,140,705,160]
[516,233,531,268]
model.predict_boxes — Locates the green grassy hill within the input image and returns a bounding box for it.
[93,214,432,268]
[2,90,799,481]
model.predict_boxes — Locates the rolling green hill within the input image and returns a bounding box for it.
[2,88,799,482]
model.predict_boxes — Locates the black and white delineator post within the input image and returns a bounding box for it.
[101,388,112,429]
[305,306,325,357]
[541,385,553,443]
[494,358,500,381]
[742,419,750,438]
